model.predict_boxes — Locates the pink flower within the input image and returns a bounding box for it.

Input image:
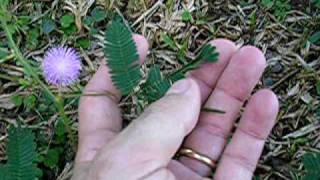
[42,46,81,86]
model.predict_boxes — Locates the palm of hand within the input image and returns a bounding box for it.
[72,35,278,180]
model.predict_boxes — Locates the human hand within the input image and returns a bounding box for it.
[72,34,279,180]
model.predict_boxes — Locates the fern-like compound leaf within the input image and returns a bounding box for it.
[141,45,219,104]
[0,165,8,180]
[302,152,320,180]
[141,66,171,103]
[104,21,142,95]
[1,126,37,180]
[169,44,219,81]
[140,44,219,104]
[196,44,219,62]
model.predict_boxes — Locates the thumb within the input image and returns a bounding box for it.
[92,79,201,178]
[129,78,202,162]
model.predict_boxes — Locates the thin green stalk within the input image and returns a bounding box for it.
[56,95,70,128]
[56,95,76,149]
[170,59,202,77]
[1,18,56,102]
[1,12,74,147]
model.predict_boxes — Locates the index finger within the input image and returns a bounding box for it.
[76,34,149,163]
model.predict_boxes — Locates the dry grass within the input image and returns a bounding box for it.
[0,0,319,179]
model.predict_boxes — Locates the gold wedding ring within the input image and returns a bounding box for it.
[178,148,216,169]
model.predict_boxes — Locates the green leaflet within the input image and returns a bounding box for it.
[104,20,218,103]
[0,165,8,180]
[309,31,320,44]
[0,126,37,180]
[170,44,218,78]
[141,66,171,103]
[141,44,219,104]
[197,44,219,62]
[104,21,142,95]
[302,152,320,180]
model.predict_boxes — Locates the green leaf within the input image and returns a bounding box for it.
[23,95,36,109]
[302,152,320,180]
[90,28,99,35]
[55,119,65,137]
[261,0,291,21]
[172,44,219,76]
[62,24,77,35]
[0,3,10,21]
[182,10,193,22]
[91,7,107,22]
[17,16,30,28]
[42,18,56,34]
[140,44,219,104]
[160,32,177,50]
[76,38,91,49]
[4,126,38,180]
[303,153,320,171]
[83,16,94,26]
[314,0,320,8]
[261,0,274,8]
[274,0,291,21]
[35,167,42,178]
[3,0,9,6]
[309,31,320,44]
[141,66,171,103]
[104,21,142,95]
[43,148,61,169]
[196,44,219,62]
[60,14,74,28]
[6,24,16,35]
[0,165,8,180]
[26,28,40,49]
[316,81,320,96]
[304,173,320,180]
[0,47,8,59]
[177,39,188,63]
[10,94,23,106]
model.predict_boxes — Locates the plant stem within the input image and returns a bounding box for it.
[1,13,75,147]
[1,18,56,103]
[56,94,76,149]
[56,93,70,128]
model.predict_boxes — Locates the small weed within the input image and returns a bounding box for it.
[260,0,291,21]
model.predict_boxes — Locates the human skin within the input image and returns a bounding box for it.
[72,35,279,180]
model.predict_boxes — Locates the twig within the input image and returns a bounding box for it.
[202,107,226,114]
[131,0,164,27]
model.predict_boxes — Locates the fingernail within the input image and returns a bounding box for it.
[167,79,191,95]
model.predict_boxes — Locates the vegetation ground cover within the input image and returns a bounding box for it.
[0,0,319,179]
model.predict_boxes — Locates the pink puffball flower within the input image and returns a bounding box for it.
[42,46,82,86]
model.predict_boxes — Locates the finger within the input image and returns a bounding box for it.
[214,90,279,180]
[180,46,266,176]
[189,39,237,102]
[168,160,209,180]
[76,34,149,163]
[142,169,176,180]
[89,79,201,179]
